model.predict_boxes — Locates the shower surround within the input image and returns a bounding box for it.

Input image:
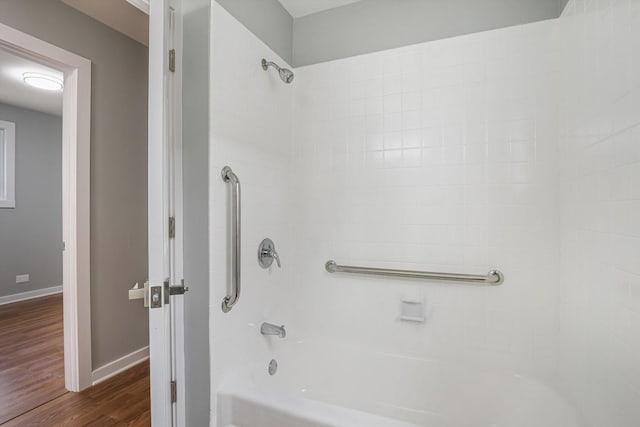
[291,13,559,381]
[558,1,640,425]
[210,1,640,425]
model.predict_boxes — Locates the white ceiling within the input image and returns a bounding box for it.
[0,48,63,116]
[62,0,149,46]
[278,0,364,18]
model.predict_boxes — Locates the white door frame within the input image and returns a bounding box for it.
[0,23,92,392]
[167,0,186,423]
[148,0,186,424]
[148,0,176,425]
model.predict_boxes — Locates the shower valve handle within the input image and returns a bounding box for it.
[258,238,281,269]
[269,249,281,268]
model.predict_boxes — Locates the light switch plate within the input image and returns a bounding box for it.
[16,274,30,284]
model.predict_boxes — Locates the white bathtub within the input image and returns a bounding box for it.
[217,339,584,427]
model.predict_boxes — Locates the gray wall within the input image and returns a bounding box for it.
[213,0,569,67]
[0,103,62,298]
[293,0,563,66]
[214,0,293,65]
[0,0,148,370]
[182,0,210,424]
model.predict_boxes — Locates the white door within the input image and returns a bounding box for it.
[147,0,185,425]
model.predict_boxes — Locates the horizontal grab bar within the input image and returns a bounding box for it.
[325,260,504,285]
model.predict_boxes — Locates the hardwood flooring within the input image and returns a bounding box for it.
[0,294,66,424]
[0,294,150,426]
[4,361,150,426]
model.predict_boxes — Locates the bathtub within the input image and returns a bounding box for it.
[217,339,584,427]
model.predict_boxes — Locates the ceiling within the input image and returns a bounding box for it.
[278,0,364,18]
[0,48,63,116]
[62,0,149,46]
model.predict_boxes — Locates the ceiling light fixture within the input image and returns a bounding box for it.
[22,72,64,91]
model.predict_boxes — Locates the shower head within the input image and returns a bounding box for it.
[279,67,295,84]
[261,58,294,84]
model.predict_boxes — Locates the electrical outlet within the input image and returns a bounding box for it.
[16,274,30,284]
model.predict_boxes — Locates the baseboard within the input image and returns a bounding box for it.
[0,285,63,306]
[91,346,150,386]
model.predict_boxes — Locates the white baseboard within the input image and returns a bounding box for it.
[91,346,149,386]
[0,285,63,306]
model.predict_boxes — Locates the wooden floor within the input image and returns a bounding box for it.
[0,294,150,426]
[0,294,66,424]
[4,361,150,426]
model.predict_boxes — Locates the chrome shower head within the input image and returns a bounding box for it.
[279,67,295,84]
[261,58,294,84]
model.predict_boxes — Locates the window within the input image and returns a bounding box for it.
[0,120,15,208]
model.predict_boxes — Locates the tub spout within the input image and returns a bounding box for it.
[261,322,286,338]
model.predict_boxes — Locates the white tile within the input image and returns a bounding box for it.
[402,129,422,149]
[383,131,402,150]
[383,113,402,131]
[383,93,402,114]
[402,91,422,111]
[212,3,640,424]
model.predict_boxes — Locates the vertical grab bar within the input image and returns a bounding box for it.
[221,166,241,313]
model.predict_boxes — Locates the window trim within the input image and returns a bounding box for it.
[0,119,15,209]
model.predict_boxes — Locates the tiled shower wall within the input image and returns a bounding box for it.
[290,20,561,380]
[209,0,640,424]
[557,1,640,425]
[209,2,295,416]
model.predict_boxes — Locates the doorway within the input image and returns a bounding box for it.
[0,21,91,407]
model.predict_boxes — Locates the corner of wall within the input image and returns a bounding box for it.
[213,0,294,66]
[557,0,572,17]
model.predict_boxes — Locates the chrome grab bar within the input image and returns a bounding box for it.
[325,260,504,285]
[221,166,241,313]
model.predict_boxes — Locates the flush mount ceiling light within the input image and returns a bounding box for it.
[22,72,64,91]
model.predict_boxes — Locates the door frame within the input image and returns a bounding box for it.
[148,0,176,424]
[167,0,187,423]
[0,23,92,392]
[148,0,186,424]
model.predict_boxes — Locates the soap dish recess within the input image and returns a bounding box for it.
[400,300,425,323]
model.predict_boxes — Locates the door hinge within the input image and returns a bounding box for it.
[169,216,175,239]
[169,49,176,73]
[170,380,177,403]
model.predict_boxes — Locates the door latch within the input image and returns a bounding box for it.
[130,280,188,309]
[129,282,150,307]
[164,280,189,305]
[169,279,189,296]
[150,285,162,308]
[129,281,167,308]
